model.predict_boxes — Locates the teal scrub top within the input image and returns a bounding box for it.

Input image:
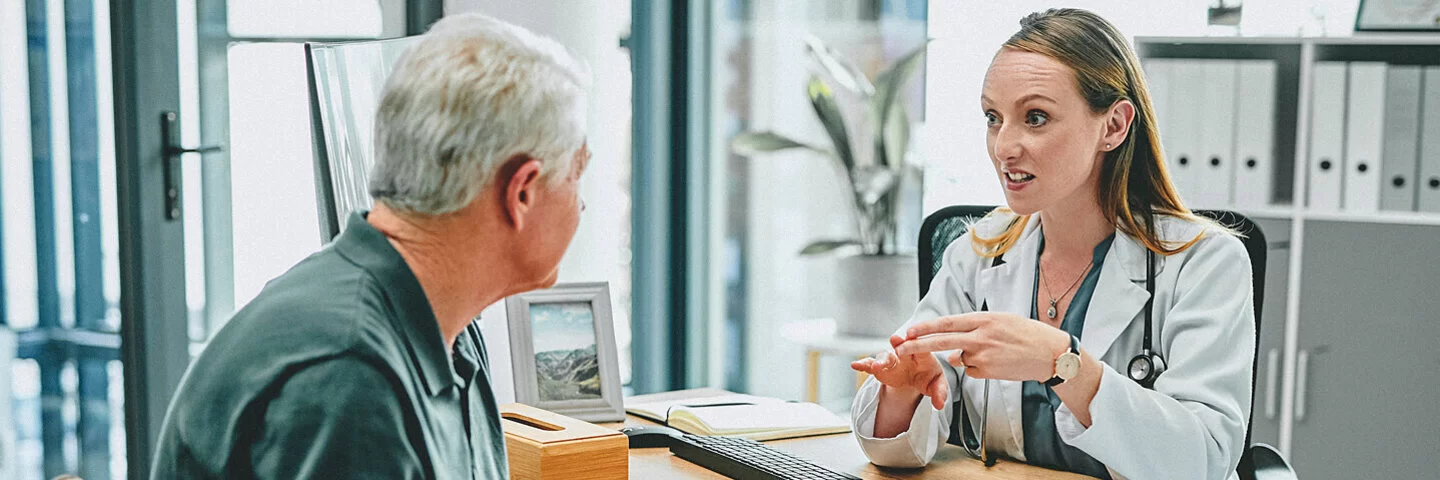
[1021,232,1115,479]
[150,212,508,479]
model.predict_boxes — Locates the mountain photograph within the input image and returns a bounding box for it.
[535,344,602,401]
[529,301,603,401]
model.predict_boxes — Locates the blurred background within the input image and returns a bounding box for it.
[4,0,1438,478]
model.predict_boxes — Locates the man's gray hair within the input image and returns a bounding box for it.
[369,13,591,215]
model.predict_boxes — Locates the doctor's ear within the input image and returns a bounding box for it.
[1101,99,1136,152]
[499,155,544,229]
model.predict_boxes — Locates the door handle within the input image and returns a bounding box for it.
[1264,348,1279,420]
[161,111,224,220]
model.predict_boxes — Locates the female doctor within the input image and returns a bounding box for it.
[849,8,1254,480]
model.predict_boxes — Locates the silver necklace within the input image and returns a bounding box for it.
[1040,259,1093,320]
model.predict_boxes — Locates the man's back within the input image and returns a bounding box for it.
[149,214,507,479]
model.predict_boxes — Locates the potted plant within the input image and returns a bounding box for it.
[731,36,927,338]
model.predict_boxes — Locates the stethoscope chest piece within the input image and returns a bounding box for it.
[1127,349,1167,387]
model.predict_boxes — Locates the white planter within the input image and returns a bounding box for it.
[833,254,919,338]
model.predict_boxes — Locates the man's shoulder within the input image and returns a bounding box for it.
[159,248,410,442]
[226,247,404,350]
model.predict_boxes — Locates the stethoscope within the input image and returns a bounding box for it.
[956,249,1167,463]
[1127,249,1167,388]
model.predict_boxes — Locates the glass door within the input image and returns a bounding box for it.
[1,0,128,478]
[180,0,410,348]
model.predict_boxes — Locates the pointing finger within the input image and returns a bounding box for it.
[894,333,977,357]
[906,313,988,340]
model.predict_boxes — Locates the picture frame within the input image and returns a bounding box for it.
[1355,0,1440,32]
[505,282,624,422]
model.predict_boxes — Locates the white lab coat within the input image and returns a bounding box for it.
[851,213,1255,480]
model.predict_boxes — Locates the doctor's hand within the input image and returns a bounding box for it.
[852,335,948,410]
[893,312,1071,383]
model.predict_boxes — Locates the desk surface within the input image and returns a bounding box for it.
[609,389,1087,479]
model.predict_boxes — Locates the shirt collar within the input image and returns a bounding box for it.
[331,211,458,396]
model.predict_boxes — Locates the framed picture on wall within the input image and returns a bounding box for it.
[1355,0,1440,32]
[505,282,624,422]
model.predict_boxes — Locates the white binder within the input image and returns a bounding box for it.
[1195,60,1238,208]
[1420,67,1440,213]
[1143,59,1173,158]
[1167,60,1207,206]
[1342,62,1386,212]
[1380,65,1423,212]
[1233,60,1277,209]
[1307,62,1347,212]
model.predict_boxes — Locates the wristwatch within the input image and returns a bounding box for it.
[1045,334,1082,387]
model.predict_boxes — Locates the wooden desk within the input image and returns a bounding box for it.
[608,389,1087,479]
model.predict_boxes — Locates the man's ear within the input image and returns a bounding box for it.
[500,155,544,230]
[1103,99,1137,151]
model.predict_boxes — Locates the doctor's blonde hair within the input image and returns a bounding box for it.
[971,8,1214,258]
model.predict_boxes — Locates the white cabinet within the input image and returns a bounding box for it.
[1138,36,1440,479]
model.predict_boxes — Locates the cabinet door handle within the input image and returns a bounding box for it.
[1264,348,1280,420]
[1295,349,1310,422]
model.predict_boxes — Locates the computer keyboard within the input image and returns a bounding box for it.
[669,434,862,480]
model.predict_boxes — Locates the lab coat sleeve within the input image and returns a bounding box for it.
[850,360,957,467]
[1053,233,1255,480]
[850,236,976,467]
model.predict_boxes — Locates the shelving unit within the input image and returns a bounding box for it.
[1138,36,1440,480]
[1234,206,1440,226]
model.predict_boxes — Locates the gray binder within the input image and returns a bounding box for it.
[1380,66,1422,211]
[1420,67,1440,212]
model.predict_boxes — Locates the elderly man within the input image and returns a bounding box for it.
[150,13,590,479]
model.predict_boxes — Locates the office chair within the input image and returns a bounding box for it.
[305,36,422,243]
[917,206,1296,480]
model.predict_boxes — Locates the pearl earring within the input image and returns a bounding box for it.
[1105,143,1111,150]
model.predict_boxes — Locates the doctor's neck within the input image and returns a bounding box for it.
[1036,198,1113,259]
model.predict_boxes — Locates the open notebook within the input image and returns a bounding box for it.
[626,394,851,441]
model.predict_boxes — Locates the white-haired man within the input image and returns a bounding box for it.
[150,13,590,479]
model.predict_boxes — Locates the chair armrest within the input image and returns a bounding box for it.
[1241,443,1297,480]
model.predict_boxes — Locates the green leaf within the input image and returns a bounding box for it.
[799,239,862,255]
[808,77,856,173]
[731,131,830,157]
[871,42,929,167]
[803,35,874,97]
[882,102,911,170]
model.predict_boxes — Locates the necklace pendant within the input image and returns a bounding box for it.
[1047,300,1058,319]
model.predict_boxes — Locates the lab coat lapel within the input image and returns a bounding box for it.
[974,217,1040,455]
[1079,230,1153,360]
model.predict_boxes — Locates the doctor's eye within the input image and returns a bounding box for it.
[1025,110,1049,127]
[984,111,1000,127]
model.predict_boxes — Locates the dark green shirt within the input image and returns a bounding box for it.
[1022,232,1114,479]
[150,212,508,479]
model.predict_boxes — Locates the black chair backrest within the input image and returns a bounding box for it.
[916,206,1266,461]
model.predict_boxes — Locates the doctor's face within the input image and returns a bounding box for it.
[981,48,1108,216]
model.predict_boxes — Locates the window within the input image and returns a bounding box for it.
[706,0,927,405]
[177,0,401,344]
[182,2,636,389]
[2,0,125,478]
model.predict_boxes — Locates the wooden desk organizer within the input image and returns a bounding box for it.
[499,403,628,480]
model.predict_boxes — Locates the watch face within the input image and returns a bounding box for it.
[1056,352,1082,380]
